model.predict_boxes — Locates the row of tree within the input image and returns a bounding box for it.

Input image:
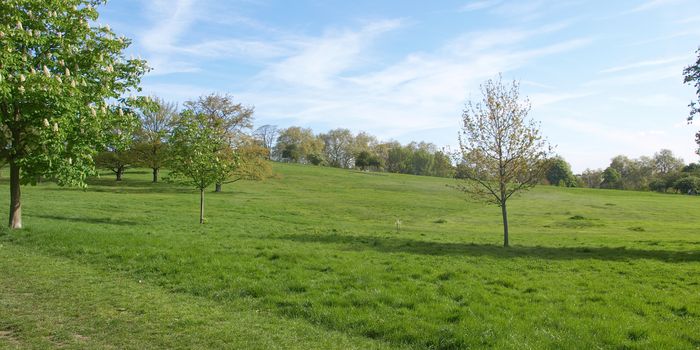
[534,150,700,194]
[252,126,455,177]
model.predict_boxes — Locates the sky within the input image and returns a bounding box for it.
[98,0,700,172]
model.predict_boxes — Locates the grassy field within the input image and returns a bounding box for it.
[0,163,699,349]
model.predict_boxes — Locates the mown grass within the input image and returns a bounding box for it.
[1,163,699,349]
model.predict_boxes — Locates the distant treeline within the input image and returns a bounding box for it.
[254,125,455,177]
[537,150,700,194]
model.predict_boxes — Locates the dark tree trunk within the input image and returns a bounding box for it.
[152,168,159,183]
[116,168,123,181]
[215,183,222,192]
[8,160,21,229]
[199,188,204,224]
[501,200,509,247]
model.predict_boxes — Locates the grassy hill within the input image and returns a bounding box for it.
[1,163,699,349]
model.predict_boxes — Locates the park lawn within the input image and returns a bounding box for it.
[0,162,699,349]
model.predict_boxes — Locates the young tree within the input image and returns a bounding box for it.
[132,97,177,182]
[167,111,237,224]
[184,93,254,192]
[0,1,148,228]
[457,76,550,247]
[683,47,700,155]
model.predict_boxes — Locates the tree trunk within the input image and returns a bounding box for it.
[8,160,21,229]
[501,200,509,247]
[152,168,159,183]
[199,188,204,224]
[116,168,123,181]
[215,183,222,192]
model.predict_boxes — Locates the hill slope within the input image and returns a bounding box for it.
[1,163,699,349]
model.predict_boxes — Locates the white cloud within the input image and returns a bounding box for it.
[599,55,691,73]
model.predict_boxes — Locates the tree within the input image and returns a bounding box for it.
[354,150,372,170]
[95,146,134,181]
[673,176,700,194]
[683,47,700,155]
[320,128,354,168]
[457,76,550,247]
[132,97,177,183]
[230,140,272,182]
[652,149,684,176]
[0,1,148,228]
[183,93,254,192]
[601,167,622,189]
[253,124,278,160]
[579,168,603,188]
[544,156,576,187]
[274,126,323,164]
[167,111,237,224]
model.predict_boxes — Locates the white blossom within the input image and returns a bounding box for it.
[16,21,23,30]
[19,74,26,82]
[70,79,76,88]
[56,76,62,84]
[43,65,50,77]
[18,86,25,94]
[68,157,73,165]
[65,68,70,77]
[52,123,59,132]
[118,108,124,116]
[90,106,96,117]
[43,119,50,127]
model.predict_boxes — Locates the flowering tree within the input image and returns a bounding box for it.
[0,0,148,228]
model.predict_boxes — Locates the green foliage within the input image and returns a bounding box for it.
[601,167,622,189]
[0,0,148,185]
[673,176,700,194]
[94,147,135,181]
[544,157,577,187]
[275,126,323,164]
[166,110,238,191]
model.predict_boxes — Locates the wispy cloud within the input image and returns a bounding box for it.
[459,0,503,12]
[626,0,684,13]
[599,55,691,73]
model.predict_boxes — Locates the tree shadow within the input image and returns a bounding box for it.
[275,233,700,263]
[34,214,138,226]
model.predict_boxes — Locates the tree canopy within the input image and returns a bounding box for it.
[0,0,149,228]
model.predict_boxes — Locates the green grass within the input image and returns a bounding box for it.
[1,163,699,349]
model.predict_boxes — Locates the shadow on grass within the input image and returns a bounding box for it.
[34,214,138,226]
[276,233,700,262]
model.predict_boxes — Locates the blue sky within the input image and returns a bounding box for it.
[99,0,700,172]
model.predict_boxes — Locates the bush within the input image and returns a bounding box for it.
[649,179,668,193]
[673,176,700,194]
